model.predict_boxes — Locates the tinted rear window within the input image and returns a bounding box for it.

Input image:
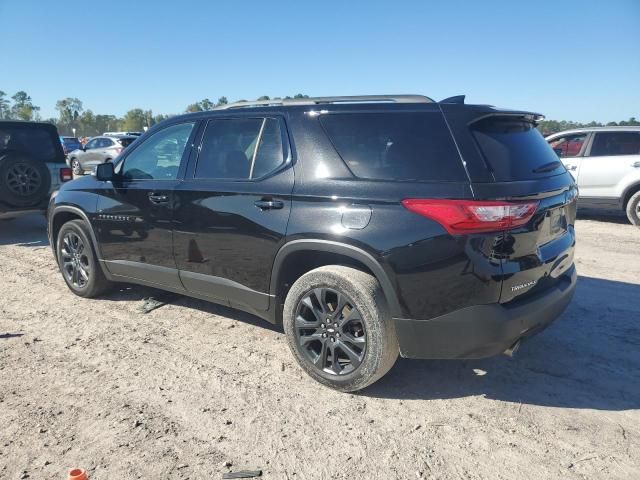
[472,118,565,180]
[118,137,136,147]
[319,112,466,182]
[0,125,63,163]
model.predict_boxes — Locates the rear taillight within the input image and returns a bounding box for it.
[59,167,73,182]
[115,147,123,155]
[401,199,539,235]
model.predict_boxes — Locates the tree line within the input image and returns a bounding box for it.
[1,88,637,137]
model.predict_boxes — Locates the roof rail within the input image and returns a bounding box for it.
[214,94,434,110]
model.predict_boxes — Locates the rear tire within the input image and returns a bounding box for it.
[56,219,113,297]
[625,190,640,226]
[283,265,398,392]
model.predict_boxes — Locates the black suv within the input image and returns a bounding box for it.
[1,121,73,219]
[48,95,577,391]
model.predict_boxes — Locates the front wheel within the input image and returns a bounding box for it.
[625,191,640,226]
[56,219,113,297]
[283,265,398,392]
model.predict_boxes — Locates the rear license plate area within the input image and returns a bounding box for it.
[549,206,567,237]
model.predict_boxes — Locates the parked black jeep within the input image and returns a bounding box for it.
[1,121,73,220]
[48,95,577,391]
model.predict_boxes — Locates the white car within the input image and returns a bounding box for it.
[546,127,640,225]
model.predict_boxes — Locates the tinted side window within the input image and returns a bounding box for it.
[251,118,285,178]
[319,112,466,182]
[590,132,640,156]
[548,133,587,158]
[194,118,285,180]
[0,126,58,163]
[121,122,194,180]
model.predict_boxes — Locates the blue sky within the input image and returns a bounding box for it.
[1,0,639,122]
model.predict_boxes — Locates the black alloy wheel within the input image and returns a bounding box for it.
[294,287,367,375]
[60,231,91,289]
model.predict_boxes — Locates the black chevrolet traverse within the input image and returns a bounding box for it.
[48,94,577,391]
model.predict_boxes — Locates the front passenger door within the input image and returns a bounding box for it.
[548,132,588,180]
[95,122,197,289]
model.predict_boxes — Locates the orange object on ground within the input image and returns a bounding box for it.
[68,468,88,480]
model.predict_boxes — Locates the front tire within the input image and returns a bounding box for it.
[56,219,112,297]
[625,190,640,226]
[283,265,398,392]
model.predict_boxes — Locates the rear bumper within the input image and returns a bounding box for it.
[393,265,577,359]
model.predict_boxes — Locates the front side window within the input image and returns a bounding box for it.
[121,122,194,180]
[548,133,587,158]
[195,117,285,179]
[590,132,640,157]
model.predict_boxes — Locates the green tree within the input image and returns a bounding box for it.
[94,114,121,135]
[11,91,40,121]
[0,91,10,119]
[56,97,84,134]
[186,98,218,112]
[121,108,147,131]
[216,96,228,106]
[257,95,270,101]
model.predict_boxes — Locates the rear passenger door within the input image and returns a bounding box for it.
[578,131,640,198]
[173,115,293,313]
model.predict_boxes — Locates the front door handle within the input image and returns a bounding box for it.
[254,199,284,210]
[632,161,640,168]
[566,164,578,171]
[148,192,169,205]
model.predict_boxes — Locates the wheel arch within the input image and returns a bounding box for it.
[270,239,401,324]
[621,181,640,210]
[49,206,102,261]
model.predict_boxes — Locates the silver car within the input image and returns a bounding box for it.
[67,135,137,175]
[546,126,640,225]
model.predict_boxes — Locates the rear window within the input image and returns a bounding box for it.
[319,112,466,182]
[118,137,136,148]
[472,118,564,180]
[0,125,63,163]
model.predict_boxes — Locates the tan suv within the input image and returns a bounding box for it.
[67,135,137,175]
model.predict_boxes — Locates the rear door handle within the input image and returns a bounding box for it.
[148,192,169,204]
[632,161,640,168]
[254,199,284,210]
[566,164,578,171]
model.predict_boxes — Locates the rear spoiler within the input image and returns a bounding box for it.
[439,102,545,126]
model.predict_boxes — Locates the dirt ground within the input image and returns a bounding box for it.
[0,212,638,480]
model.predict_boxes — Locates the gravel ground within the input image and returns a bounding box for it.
[0,212,638,480]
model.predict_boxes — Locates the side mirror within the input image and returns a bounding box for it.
[95,162,115,181]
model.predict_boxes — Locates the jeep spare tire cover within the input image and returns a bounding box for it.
[0,153,52,207]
